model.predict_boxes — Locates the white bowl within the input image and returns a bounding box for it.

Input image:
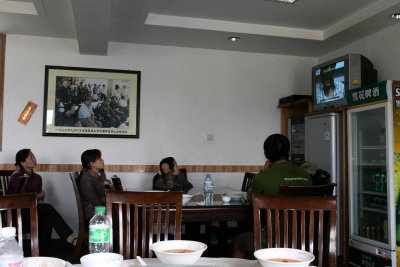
[80,252,123,267]
[182,194,193,205]
[150,240,207,265]
[254,248,315,267]
[228,191,245,200]
[222,195,231,203]
[23,257,66,267]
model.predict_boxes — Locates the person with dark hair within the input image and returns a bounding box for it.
[152,157,193,192]
[97,98,120,127]
[7,149,76,255]
[249,133,312,197]
[233,134,312,258]
[78,149,112,224]
[56,78,72,104]
[55,103,82,127]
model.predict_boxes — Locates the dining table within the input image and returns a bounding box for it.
[72,257,260,266]
[125,187,252,223]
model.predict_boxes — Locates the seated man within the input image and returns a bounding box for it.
[55,103,82,127]
[248,133,312,197]
[233,133,312,259]
[78,97,101,127]
[97,98,120,128]
[109,96,127,123]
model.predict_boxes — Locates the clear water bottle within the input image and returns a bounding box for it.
[89,206,111,253]
[0,227,23,267]
[203,173,214,206]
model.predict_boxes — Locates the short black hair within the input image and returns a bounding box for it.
[15,149,31,168]
[159,157,175,175]
[81,149,102,170]
[263,134,290,162]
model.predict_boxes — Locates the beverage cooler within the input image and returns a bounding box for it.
[347,80,400,266]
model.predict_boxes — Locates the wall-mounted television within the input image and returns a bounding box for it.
[312,54,377,111]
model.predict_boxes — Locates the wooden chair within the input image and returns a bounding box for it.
[111,176,123,191]
[0,193,39,256]
[253,195,337,267]
[279,183,336,196]
[0,170,14,195]
[241,172,256,192]
[69,172,87,263]
[179,168,187,177]
[105,190,183,259]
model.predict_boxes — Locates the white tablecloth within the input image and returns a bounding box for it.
[73,257,260,267]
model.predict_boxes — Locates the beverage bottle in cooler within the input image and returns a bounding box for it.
[203,174,214,205]
[396,199,400,245]
[89,206,111,253]
[0,227,24,267]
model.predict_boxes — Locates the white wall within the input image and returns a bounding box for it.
[318,22,400,82]
[1,35,316,234]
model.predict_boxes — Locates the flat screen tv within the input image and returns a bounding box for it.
[312,53,377,111]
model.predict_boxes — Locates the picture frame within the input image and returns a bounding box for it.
[43,65,140,138]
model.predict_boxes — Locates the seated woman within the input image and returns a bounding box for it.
[152,157,193,193]
[78,149,112,225]
[7,149,76,255]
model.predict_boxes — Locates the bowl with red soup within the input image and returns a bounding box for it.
[150,240,207,264]
[254,248,315,267]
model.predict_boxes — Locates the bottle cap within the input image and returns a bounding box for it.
[0,227,16,237]
[95,206,106,213]
[206,174,211,178]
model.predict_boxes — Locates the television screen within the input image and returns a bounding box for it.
[314,61,345,105]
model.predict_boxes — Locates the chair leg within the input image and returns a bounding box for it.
[73,235,87,264]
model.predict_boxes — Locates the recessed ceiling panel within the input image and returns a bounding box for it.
[151,0,377,30]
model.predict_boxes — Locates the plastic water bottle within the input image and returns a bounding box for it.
[0,227,24,267]
[203,174,214,205]
[89,206,111,253]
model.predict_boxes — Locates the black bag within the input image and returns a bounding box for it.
[310,169,331,185]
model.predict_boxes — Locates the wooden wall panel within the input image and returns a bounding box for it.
[0,164,263,173]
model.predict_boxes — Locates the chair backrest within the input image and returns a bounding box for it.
[69,172,86,235]
[253,195,337,267]
[0,170,14,196]
[105,190,183,259]
[0,193,39,256]
[179,168,187,177]
[279,183,336,196]
[111,177,123,191]
[241,172,256,192]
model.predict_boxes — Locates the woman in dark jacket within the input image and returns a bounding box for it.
[152,157,193,193]
[78,149,112,224]
[7,149,76,254]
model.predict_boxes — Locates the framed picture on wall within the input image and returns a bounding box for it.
[43,65,140,138]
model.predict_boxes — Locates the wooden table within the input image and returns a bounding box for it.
[73,257,260,266]
[126,187,252,223]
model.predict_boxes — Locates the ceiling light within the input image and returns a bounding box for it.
[390,13,400,19]
[276,0,297,3]
[228,37,240,42]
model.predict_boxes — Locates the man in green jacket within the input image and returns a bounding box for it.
[234,133,312,258]
[248,133,312,198]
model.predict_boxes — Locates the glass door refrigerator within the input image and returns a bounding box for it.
[347,80,400,266]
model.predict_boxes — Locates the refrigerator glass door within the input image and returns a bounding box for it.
[349,103,391,247]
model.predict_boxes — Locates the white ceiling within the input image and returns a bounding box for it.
[0,0,399,56]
